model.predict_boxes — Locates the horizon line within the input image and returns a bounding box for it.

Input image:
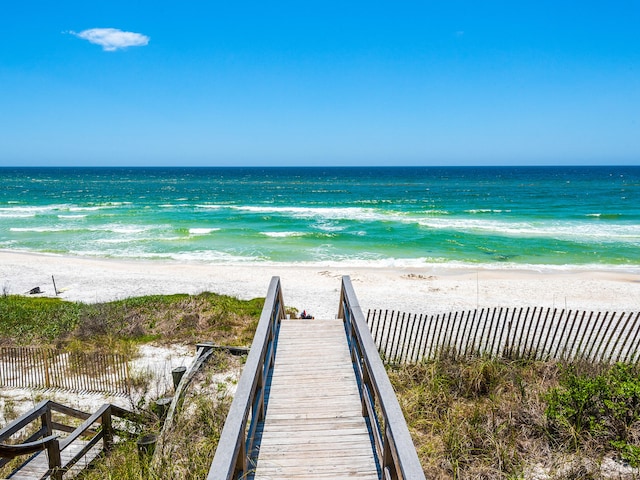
[1,164,639,169]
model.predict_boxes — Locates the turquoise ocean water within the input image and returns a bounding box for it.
[1,166,639,270]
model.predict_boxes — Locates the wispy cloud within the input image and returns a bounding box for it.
[70,28,149,51]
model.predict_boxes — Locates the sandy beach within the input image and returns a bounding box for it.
[2,251,639,319]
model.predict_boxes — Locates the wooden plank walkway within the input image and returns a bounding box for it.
[8,441,102,479]
[252,319,379,479]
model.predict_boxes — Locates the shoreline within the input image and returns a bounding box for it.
[2,250,639,319]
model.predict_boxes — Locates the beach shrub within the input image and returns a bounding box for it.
[546,363,640,465]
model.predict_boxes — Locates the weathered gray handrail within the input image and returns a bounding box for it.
[0,399,52,469]
[339,276,426,480]
[0,399,141,479]
[207,276,285,480]
[0,434,58,457]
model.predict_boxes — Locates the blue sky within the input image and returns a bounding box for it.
[1,1,638,166]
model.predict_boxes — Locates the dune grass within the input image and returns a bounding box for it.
[0,295,81,342]
[0,292,264,349]
[389,356,640,479]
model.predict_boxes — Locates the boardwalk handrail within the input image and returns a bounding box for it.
[207,276,285,480]
[339,276,426,480]
[0,400,141,479]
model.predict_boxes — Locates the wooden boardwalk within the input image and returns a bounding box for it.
[2,402,140,480]
[7,441,101,479]
[252,319,379,479]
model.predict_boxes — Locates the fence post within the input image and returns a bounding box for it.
[43,348,51,390]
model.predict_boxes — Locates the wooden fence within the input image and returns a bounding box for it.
[366,308,640,365]
[0,347,130,395]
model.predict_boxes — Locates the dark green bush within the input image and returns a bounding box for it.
[546,363,640,465]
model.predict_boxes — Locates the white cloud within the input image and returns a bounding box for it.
[70,28,149,51]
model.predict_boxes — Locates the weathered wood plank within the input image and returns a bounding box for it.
[252,319,378,479]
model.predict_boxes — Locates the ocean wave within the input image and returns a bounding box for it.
[10,226,70,233]
[261,231,305,238]
[422,210,451,215]
[0,203,133,217]
[314,221,345,232]
[585,213,624,219]
[9,224,160,235]
[0,212,36,218]
[194,204,224,210]
[354,199,393,205]
[189,228,221,235]
[229,205,406,223]
[161,251,265,263]
[95,238,142,244]
[465,209,511,214]
[98,225,156,234]
[68,206,112,212]
[67,248,263,263]
[58,214,87,219]
[200,205,635,244]
[95,235,187,244]
[416,218,640,243]
[0,204,71,217]
[190,203,454,225]
[160,203,193,208]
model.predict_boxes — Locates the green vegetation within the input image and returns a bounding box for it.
[3,295,640,479]
[547,363,640,467]
[389,356,548,479]
[76,353,236,480]
[0,292,264,348]
[389,356,640,479]
[0,296,81,341]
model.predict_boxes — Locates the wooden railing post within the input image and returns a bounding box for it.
[47,438,63,480]
[41,403,53,437]
[235,431,247,475]
[382,428,396,480]
[102,407,114,451]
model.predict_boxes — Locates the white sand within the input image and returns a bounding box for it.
[2,251,639,318]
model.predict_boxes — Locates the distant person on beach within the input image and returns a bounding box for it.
[299,310,314,319]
